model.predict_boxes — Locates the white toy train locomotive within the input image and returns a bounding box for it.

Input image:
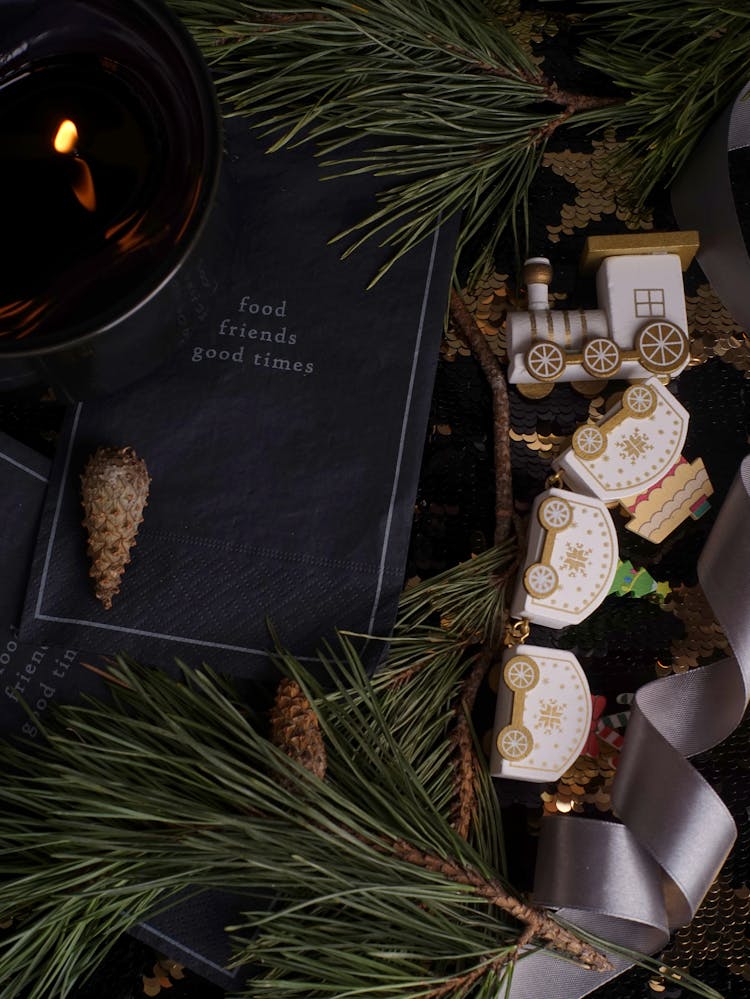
[507,232,699,393]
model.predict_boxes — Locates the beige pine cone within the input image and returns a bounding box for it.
[269,677,327,781]
[80,446,150,610]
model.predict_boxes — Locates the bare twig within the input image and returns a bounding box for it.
[383,651,442,689]
[422,952,513,999]
[393,841,613,973]
[544,85,624,114]
[431,38,625,117]
[449,289,513,546]
[446,291,518,844]
[449,651,492,840]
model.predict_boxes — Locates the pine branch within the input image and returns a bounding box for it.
[392,542,515,649]
[0,631,722,996]
[168,1,627,283]
[421,952,512,999]
[0,637,616,999]
[578,0,750,207]
[163,1,750,282]
[392,841,612,972]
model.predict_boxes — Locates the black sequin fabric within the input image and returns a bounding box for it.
[2,3,750,997]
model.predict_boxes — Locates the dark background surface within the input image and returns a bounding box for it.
[2,2,749,997]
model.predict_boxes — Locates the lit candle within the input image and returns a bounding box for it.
[0,55,159,339]
[0,0,222,399]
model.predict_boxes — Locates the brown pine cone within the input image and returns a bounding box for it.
[80,446,150,610]
[269,677,326,780]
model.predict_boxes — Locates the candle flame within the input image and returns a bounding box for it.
[53,119,78,155]
[72,158,97,213]
[53,120,96,211]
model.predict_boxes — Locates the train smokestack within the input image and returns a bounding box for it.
[523,257,552,310]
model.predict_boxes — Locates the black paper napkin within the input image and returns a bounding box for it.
[21,117,456,682]
[0,431,108,748]
[0,433,49,630]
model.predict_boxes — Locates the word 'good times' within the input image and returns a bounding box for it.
[191,297,315,375]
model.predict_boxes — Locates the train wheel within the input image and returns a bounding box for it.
[572,424,606,460]
[582,337,621,378]
[524,562,559,598]
[525,342,565,382]
[497,725,534,761]
[504,655,540,693]
[622,383,657,418]
[538,495,573,531]
[636,321,689,374]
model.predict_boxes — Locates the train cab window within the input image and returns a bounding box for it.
[634,288,665,318]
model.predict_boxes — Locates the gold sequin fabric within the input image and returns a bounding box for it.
[541,747,618,816]
[507,391,612,470]
[651,877,750,987]
[687,283,750,377]
[445,271,511,363]
[508,427,567,464]
[543,132,654,242]
[489,0,559,63]
[659,584,732,675]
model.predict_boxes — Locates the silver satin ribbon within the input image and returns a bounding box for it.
[671,82,750,331]
[509,454,750,997]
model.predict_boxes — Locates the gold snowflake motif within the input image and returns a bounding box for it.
[537,699,565,734]
[561,542,591,576]
[617,428,653,463]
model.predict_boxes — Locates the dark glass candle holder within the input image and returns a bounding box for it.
[0,0,223,400]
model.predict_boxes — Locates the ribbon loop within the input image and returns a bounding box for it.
[511,454,750,997]
[612,683,736,927]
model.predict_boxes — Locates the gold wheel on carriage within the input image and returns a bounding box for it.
[572,423,607,461]
[538,495,573,531]
[622,383,658,418]
[524,562,559,598]
[497,724,534,761]
[504,655,540,693]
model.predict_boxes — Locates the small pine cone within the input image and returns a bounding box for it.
[269,677,326,780]
[80,446,150,610]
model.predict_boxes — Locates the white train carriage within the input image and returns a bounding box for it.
[490,645,592,782]
[554,377,689,503]
[507,233,698,389]
[509,488,618,629]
